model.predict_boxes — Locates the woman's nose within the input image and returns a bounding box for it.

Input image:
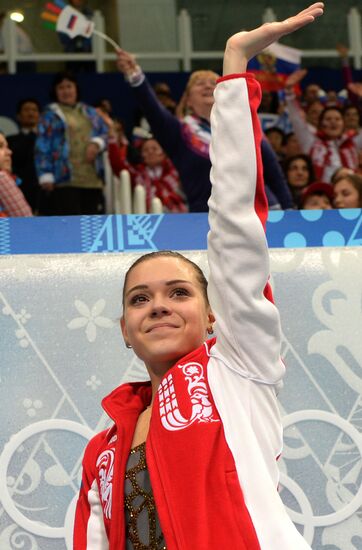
[150,297,171,317]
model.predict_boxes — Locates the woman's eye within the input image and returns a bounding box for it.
[130,295,148,305]
[171,288,189,297]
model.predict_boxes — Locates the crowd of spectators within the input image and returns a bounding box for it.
[1,43,362,218]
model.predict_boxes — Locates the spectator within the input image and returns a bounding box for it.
[343,104,361,132]
[333,173,362,208]
[7,98,41,212]
[154,82,177,114]
[265,127,285,160]
[0,131,32,217]
[305,100,324,133]
[283,153,315,208]
[285,70,362,181]
[300,182,333,210]
[35,71,108,215]
[107,120,187,213]
[301,82,325,108]
[331,166,355,184]
[95,98,113,117]
[116,50,293,211]
[283,132,303,158]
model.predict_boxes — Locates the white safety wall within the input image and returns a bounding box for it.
[0,247,361,549]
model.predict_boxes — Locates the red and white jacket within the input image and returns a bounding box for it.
[74,75,311,549]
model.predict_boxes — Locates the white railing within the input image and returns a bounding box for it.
[0,8,361,72]
[112,170,163,214]
[103,153,163,214]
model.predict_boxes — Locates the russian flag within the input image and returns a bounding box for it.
[248,42,302,92]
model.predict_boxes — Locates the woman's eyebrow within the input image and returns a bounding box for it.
[125,284,149,297]
[165,279,191,286]
[126,279,192,297]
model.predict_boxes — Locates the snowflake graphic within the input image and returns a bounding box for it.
[67,299,114,343]
[23,398,43,417]
[16,308,31,324]
[86,375,102,391]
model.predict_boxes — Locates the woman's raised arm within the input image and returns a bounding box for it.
[207,4,324,383]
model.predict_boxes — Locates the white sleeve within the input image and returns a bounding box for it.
[207,75,284,384]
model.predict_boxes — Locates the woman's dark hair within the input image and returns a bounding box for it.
[318,105,344,127]
[333,173,362,207]
[50,71,81,103]
[283,154,315,185]
[122,251,209,309]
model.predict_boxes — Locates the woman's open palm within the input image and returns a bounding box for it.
[223,3,324,74]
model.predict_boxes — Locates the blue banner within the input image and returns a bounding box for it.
[1,209,361,255]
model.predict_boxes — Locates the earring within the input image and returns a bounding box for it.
[207,326,214,335]
[126,343,132,349]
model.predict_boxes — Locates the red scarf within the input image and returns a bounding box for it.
[132,159,188,213]
[311,130,358,180]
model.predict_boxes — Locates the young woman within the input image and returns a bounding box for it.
[333,173,362,208]
[283,153,315,208]
[74,4,324,549]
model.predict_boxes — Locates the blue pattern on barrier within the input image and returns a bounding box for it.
[1,209,361,255]
[0,218,10,254]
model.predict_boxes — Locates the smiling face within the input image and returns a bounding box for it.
[0,133,12,172]
[333,178,360,208]
[121,256,213,376]
[186,71,218,118]
[320,108,344,139]
[141,139,165,168]
[55,79,78,106]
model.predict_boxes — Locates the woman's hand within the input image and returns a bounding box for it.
[347,82,362,98]
[116,48,139,76]
[223,3,324,75]
[284,69,308,91]
[85,143,100,163]
[96,109,117,138]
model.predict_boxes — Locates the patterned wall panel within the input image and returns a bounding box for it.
[0,247,361,549]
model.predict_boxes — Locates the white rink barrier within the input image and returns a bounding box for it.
[0,248,362,549]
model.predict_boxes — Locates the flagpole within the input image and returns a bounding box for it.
[93,29,120,51]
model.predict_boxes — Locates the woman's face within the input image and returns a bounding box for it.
[320,109,344,139]
[333,178,360,209]
[287,158,310,188]
[306,101,324,127]
[141,139,165,168]
[0,134,12,171]
[187,76,217,116]
[344,107,360,130]
[121,256,212,374]
[55,79,78,106]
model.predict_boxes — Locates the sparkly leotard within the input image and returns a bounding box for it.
[124,442,166,550]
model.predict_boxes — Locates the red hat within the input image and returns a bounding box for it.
[301,182,334,206]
